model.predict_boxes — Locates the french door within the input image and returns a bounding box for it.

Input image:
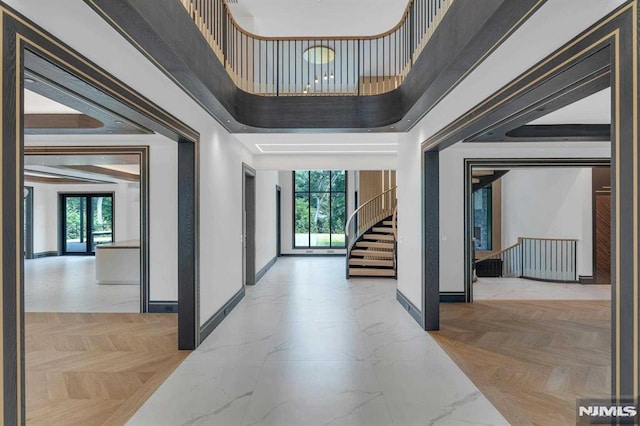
[60,193,114,255]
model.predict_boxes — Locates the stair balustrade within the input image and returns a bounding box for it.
[345,186,397,278]
[180,0,454,96]
[475,237,579,282]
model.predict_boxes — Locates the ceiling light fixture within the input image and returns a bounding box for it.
[303,46,335,65]
[114,120,123,124]
[323,73,328,81]
[24,78,36,84]
[330,72,334,79]
[314,76,319,84]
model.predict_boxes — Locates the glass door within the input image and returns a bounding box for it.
[91,196,113,251]
[61,194,113,255]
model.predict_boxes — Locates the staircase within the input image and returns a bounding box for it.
[348,217,396,277]
[345,187,397,278]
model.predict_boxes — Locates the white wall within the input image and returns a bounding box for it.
[439,143,608,294]
[29,181,139,254]
[255,170,280,271]
[395,0,623,309]
[501,168,593,276]
[396,132,423,307]
[26,134,179,302]
[11,0,258,324]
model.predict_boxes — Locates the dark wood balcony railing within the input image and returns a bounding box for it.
[181,0,453,96]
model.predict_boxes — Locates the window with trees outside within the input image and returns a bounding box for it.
[473,184,492,251]
[294,170,346,248]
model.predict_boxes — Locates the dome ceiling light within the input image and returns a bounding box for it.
[303,46,335,64]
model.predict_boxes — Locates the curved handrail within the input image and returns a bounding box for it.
[181,0,454,96]
[475,242,519,263]
[345,186,397,238]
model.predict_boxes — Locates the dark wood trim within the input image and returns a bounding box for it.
[424,44,614,151]
[200,287,245,343]
[420,0,640,401]
[0,3,201,421]
[396,289,423,327]
[256,256,277,283]
[464,59,611,144]
[82,0,546,132]
[23,68,152,136]
[178,141,198,349]
[439,293,467,303]
[276,185,281,257]
[423,150,439,330]
[32,251,58,259]
[242,163,256,286]
[148,301,178,313]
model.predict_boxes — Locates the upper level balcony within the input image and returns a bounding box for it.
[85,0,545,131]
[180,0,452,97]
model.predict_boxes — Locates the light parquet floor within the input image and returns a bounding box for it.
[26,313,189,426]
[432,300,611,426]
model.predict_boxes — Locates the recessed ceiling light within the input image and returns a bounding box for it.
[114,120,123,124]
[24,78,35,84]
[226,119,230,123]
[390,126,394,129]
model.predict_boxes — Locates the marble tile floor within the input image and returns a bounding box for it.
[473,277,610,300]
[25,256,139,313]
[128,257,507,426]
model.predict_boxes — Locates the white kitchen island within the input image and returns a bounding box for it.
[95,239,140,285]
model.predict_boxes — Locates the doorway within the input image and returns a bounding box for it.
[243,164,256,286]
[276,185,282,257]
[60,193,114,255]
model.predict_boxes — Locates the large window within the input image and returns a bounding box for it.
[294,170,346,248]
[473,185,492,251]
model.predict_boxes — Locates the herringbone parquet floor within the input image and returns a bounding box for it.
[25,313,189,426]
[432,300,610,426]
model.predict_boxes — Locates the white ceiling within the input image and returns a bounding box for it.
[228,0,409,37]
[236,132,399,155]
[24,89,81,114]
[528,88,610,125]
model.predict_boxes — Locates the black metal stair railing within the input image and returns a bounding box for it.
[180,0,453,96]
[475,237,579,283]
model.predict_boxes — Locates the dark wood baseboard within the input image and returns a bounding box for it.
[440,292,466,303]
[33,251,58,259]
[148,301,178,313]
[255,256,277,283]
[396,290,423,327]
[199,287,245,342]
